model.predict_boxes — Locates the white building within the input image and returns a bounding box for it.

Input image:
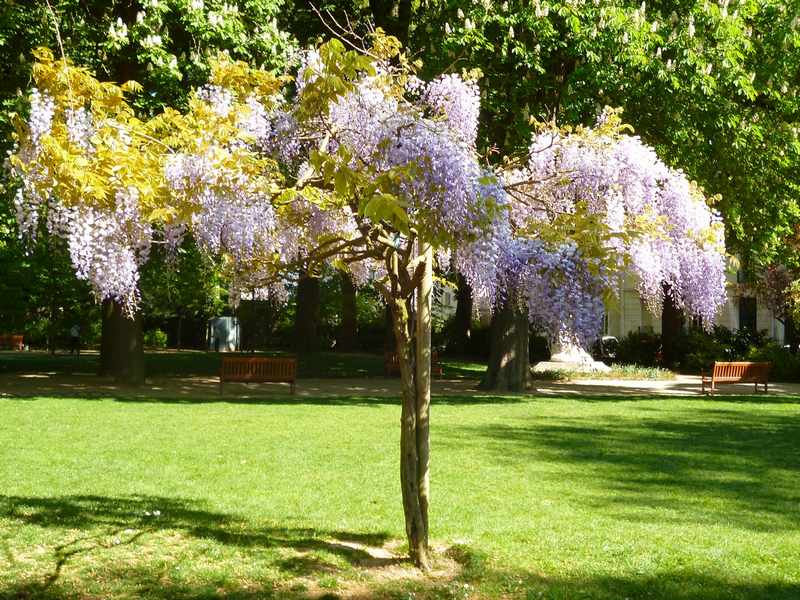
[603,269,785,343]
[433,282,459,321]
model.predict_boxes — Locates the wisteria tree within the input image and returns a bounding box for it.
[7,32,728,566]
[8,36,505,567]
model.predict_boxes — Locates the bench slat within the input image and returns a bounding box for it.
[220,356,297,394]
[702,361,770,394]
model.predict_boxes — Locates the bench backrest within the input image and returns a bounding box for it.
[712,361,770,381]
[221,356,297,381]
[0,334,23,349]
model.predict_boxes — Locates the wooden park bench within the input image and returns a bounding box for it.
[0,334,24,351]
[701,361,771,394]
[219,355,297,395]
[384,351,443,378]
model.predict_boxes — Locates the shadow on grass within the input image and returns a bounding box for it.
[0,377,526,406]
[459,407,800,532]
[3,539,799,599]
[1,494,389,550]
[2,494,798,599]
[0,493,394,598]
[534,392,800,404]
[449,564,800,600]
[0,351,389,379]
[1,350,491,380]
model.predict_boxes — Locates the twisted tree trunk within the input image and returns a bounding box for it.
[386,243,432,570]
[661,285,685,368]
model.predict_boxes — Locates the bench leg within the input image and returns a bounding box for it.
[290,381,296,395]
[219,380,223,396]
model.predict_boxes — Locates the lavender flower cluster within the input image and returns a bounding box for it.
[10,92,150,310]
[527,127,727,327]
[459,121,727,348]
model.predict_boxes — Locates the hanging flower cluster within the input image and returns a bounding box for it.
[458,109,727,347]
[7,42,726,346]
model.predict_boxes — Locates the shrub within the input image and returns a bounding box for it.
[681,326,772,372]
[747,343,800,382]
[615,331,662,367]
[144,328,168,348]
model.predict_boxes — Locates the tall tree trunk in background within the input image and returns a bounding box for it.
[661,285,685,368]
[338,271,358,351]
[448,273,473,355]
[294,272,321,353]
[99,299,145,384]
[176,311,183,350]
[785,315,798,354]
[95,1,146,382]
[384,304,395,352]
[480,295,530,391]
[100,300,113,375]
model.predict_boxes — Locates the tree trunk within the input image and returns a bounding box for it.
[480,295,530,391]
[386,246,432,570]
[100,300,114,375]
[99,299,145,384]
[661,285,685,368]
[384,304,395,352]
[413,242,432,563]
[176,312,183,350]
[785,315,797,354]
[338,271,358,351]
[448,273,472,355]
[294,272,321,353]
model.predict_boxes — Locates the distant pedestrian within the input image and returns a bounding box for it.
[70,324,80,356]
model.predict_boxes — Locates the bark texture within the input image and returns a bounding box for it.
[413,242,432,562]
[480,296,530,391]
[384,245,432,570]
[99,299,145,385]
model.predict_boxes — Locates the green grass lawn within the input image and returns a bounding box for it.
[1,392,799,599]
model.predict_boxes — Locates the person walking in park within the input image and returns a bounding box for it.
[69,323,80,357]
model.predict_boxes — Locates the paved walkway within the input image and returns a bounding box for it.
[2,372,799,399]
[532,374,800,397]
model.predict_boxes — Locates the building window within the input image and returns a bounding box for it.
[739,297,757,332]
